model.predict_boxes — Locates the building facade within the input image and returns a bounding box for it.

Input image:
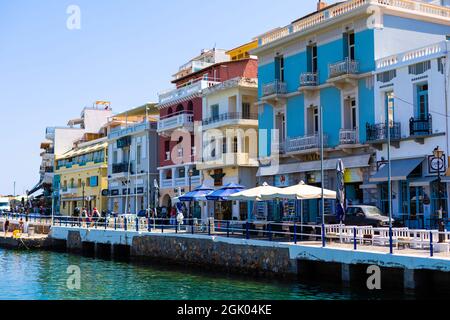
[370,40,450,229]
[198,74,259,221]
[106,104,159,215]
[55,138,109,216]
[253,0,450,223]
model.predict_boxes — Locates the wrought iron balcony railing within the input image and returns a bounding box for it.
[410,114,432,136]
[299,72,318,87]
[339,128,358,145]
[366,122,401,142]
[262,80,287,97]
[329,58,359,79]
[203,112,258,126]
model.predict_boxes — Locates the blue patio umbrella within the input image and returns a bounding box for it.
[206,183,247,201]
[179,184,214,202]
[336,159,346,223]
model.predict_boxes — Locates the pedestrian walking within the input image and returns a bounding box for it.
[3,219,9,238]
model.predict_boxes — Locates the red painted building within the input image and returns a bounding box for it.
[157,48,258,209]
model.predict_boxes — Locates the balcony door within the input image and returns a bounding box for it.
[307,45,318,74]
[275,112,286,144]
[343,98,357,130]
[385,91,395,126]
[416,84,429,120]
[307,106,319,135]
[275,55,285,82]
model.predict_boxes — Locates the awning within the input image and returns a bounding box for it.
[409,176,437,187]
[257,154,371,177]
[27,180,44,196]
[370,157,424,183]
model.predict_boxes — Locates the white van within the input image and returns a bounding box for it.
[0,198,10,213]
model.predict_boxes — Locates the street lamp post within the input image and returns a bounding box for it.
[433,146,446,242]
[82,181,86,214]
[188,169,193,220]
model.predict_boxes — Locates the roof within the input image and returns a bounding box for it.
[172,58,256,84]
[113,103,158,118]
[291,2,343,24]
[56,141,108,160]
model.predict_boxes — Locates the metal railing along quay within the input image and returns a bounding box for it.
[49,216,450,258]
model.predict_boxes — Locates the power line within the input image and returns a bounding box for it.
[393,94,449,119]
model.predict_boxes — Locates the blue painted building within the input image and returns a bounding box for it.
[252,0,450,223]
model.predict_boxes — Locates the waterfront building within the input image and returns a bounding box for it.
[252,0,450,223]
[370,40,450,229]
[156,48,232,212]
[197,45,259,221]
[55,137,108,216]
[105,104,159,215]
[29,104,112,214]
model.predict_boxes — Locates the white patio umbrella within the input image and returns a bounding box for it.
[271,181,336,200]
[228,182,283,202]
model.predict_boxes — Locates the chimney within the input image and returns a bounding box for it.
[317,0,328,11]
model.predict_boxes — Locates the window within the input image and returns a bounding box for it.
[313,107,319,134]
[275,55,285,81]
[242,102,251,119]
[233,137,238,153]
[211,104,219,119]
[90,176,99,187]
[409,61,431,75]
[307,45,318,73]
[351,99,357,130]
[345,32,355,60]
[222,137,227,154]
[377,70,396,83]
[113,151,118,164]
[385,92,395,125]
[137,145,142,165]
[416,83,429,120]
[178,168,185,178]
[438,58,445,74]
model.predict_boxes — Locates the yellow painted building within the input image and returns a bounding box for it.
[226,40,258,61]
[55,138,108,216]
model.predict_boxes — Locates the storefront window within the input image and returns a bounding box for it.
[431,181,448,218]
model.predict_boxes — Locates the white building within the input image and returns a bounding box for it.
[370,40,450,229]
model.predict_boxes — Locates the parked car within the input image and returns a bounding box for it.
[325,205,397,228]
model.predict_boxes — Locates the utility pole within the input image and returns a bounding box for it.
[320,105,325,248]
[386,98,393,255]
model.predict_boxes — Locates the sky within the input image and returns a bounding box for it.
[0,0,333,196]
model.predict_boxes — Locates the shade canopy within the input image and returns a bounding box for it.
[271,181,337,200]
[206,183,247,201]
[228,182,283,201]
[178,185,214,202]
[370,157,424,182]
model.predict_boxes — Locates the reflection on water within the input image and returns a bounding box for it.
[0,249,415,300]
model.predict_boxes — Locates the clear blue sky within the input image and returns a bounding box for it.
[0,0,330,196]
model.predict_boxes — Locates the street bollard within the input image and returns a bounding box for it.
[135,218,139,232]
[430,231,434,257]
[353,227,357,251]
[269,224,272,242]
[227,221,230,238]
[389,227,394,255]
[322,223,326,248]
[161,222,164,234]
[294,223,297,244]
[191,220,194,235]
[148,218,151,232]
[114,218,117,231]
[208,220,211,236]
[124,218,127,231]
[246,222,250,240]
[176,223,178,234]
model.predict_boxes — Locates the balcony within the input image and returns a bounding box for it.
[285,134,328,154]
[60,187,78,196]
[299,72,318,88]
[112,163,133,175]
[109,121,156,140]
[45,127,55,140]
[339,129,358,145]
[197,153,258,170]
[158,79,220,107]
[410,114,433,137]
[157,112,194,134]
[329,58,359,79]
[202,112,258,128]
[262,80,287,98]
[366,122,401,149]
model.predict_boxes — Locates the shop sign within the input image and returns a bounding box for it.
[344,168,363,183]
[274,175,290,187]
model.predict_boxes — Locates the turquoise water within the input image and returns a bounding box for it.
[0,249,412,300]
